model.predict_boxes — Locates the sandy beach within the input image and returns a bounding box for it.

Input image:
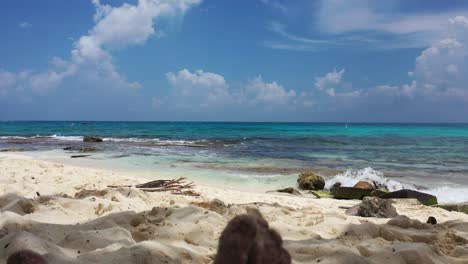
[0,153,467,264]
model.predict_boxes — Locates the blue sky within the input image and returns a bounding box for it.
[1,0,468,122]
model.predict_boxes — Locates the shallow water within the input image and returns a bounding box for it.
[1,121,468,203]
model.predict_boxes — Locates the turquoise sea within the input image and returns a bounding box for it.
[1,122,468,203]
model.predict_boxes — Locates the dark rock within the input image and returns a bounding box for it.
[7,250,47,264]
[276,187,301,196]
[380,189,438,206]
[70,155,91,158]
[345,197,398,218]
[297,171,325,190]
[353,181,376,190]
[427,216,437,225]
[0,148,23,152]
[330,182,341,192]
[63,146,98,152]
[370,189,389,197]
[331,186,373,200]
[433,202,468,214]
[83,136,103,143]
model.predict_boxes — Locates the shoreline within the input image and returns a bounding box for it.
[1,153,468,263]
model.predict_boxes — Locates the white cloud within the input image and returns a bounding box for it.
[3,0,201,96]
[260,0,287,13]
[164,69,298,109]
[315,69,345,94]
[0,70,16,95]
[267,1,468,50]
[166,69,231,108]
[19,22,31,29]
[245,76,296,105]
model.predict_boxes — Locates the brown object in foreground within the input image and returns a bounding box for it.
[7,250,47,264]
[108,177,200,196]
[214,210,291,264]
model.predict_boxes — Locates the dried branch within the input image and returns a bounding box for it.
[107,177,199,196]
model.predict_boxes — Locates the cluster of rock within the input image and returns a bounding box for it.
[276,171,440,208]
[61,136,103,158]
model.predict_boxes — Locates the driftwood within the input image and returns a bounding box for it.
[108,177,200,196]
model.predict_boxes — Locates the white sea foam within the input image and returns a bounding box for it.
[425,186,468,204]
[325,167,412,191]
[325,167,468,204]
[50,134,83,141]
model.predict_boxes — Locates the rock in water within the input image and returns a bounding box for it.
[353,181,376,190]
[297,171,325,190]
[83,136,103,142]
[379,189,438,206]
[63,145,98,152]
[346,197,398,218]
[331,186,373,200]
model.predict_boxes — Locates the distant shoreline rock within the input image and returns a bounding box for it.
[83,136,103,143]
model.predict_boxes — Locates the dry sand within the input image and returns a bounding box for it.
[1,153,468,263]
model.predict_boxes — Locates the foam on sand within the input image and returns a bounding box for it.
[1,154,468,263]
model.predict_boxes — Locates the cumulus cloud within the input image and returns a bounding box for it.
[164,69,299,110]
[166,69,231,108]
[1,0,201,97]
[245,76,296,105]
[19,22,31,29]
[315,69,345,96]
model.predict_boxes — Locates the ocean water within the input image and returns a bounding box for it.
[1,121,468,203]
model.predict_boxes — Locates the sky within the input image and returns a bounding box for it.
[1,0,468,122]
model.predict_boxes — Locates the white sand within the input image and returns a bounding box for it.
[1,153,468,263]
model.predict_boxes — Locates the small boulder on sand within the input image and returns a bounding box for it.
[297,171,325,190]
[346,196,398,218]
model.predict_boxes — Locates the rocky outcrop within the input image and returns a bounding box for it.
[63,146,98,152]
[345,197,398,218]
[83,136,103,143]
[297,171,325,190]
[433,202,468,214]
[331,186,373,200]
[380,189,438,206]
[353,181,376,190]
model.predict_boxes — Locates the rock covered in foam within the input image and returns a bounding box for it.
[353,181,376,190]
